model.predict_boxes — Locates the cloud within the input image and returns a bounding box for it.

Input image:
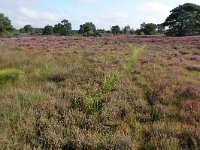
[95,12,129,29]
[12,7,60,28]
[137,1,171,23]
[18,7,38,19]
[138,1,170,15]
[0,0,39,9]
[167,0,200,6]
[136,0,200,24]
[76,0,100,3]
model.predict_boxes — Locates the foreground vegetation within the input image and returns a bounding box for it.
[0,36,199,149]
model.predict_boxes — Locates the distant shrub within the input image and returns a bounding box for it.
[0,30,19,38]
[20,25,35,35]
[93,31,101,37]
[53,19,72,36]
[139,22,157,35]
[79,22,96,36]
[42,25,54,35]
[111,25,121,34]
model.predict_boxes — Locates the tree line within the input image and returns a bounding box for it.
[0,3,200,37]
[13,21,165,37]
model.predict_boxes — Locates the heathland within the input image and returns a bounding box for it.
[0,35,199,149]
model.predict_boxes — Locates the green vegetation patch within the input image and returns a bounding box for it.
[82,44,146,115]
[0,68,23,85]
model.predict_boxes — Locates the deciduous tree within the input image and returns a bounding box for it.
[22,25,35,35]
[54,19,72,36]
[140,22,157,35]
[0,13,13,33]
[43,25,54,35]
[123,25,130,34]
[111,25,121,34]
[163,3,200,36]
[78,22,96,36]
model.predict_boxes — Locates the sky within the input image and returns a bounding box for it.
[0,0,200,30]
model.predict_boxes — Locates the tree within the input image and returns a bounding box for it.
[135,29,141,35]
[60,19,72,36]
[140,22,157,35]
[43,25,54,35]
[34,28,43,35]
[111,25,121,34]
[157,24,165,34]
[0,13,13,33]
[53,23,62,35]
[130,29,135,35]
[53,19,72,36]
[163,3,200,36]
[22,25,35,35]
[123,25,130,34]
[78,22,96,36]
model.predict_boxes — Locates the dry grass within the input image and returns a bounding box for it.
[0,36,199,149]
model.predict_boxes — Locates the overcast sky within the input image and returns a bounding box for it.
[0,0,200,29]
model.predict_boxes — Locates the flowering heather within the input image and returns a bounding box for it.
[0,35,199,149]
[0,35,199,50]
[191,56,200,62]
[186,64,200,72]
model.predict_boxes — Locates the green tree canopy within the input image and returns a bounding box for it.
[21,25,35,35]
[53,19,72,36]
[163,3,200,36]
[140,22,157,35]
[111,25,121,34]
[157,24,165,34]
[129,29,135,35]
[0,13,13,33]
[78,22,96,36]
[135,29,142,35]
[123,25,131,34]
[34,28,43,35]
[43,25,54,35]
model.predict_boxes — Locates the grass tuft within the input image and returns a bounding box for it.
[123,44,146,74]
[0,69,23,85]
[101,74,119,93]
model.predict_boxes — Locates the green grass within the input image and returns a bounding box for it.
[83,45,146,114]
[101,74,119,93]
[124,44,146,74]
[0,68,23,85]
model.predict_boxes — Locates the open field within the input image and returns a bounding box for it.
[0,36,200,149]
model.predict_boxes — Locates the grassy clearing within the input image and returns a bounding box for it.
[0,37,199,149]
